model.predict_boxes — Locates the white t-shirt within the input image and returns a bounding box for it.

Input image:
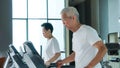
[72,25,102,68]
[44,37,61,63]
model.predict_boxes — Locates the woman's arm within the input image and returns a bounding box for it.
[47,52,61,63]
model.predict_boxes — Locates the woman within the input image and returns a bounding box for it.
[41,23,61,67]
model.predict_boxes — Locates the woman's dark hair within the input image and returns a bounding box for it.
[41,23,53,33]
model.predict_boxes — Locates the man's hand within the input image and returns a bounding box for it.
[56,60,63,68]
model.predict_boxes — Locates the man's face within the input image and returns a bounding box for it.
[61,13,73,30]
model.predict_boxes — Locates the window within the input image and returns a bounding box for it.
[12,20,26,50]
[12,0,65,59]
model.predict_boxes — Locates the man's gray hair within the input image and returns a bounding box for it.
[61,7,80,22]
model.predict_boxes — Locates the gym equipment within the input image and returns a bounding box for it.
[4,44,29,68]
[4,41,46,68]
[23,41,46,68]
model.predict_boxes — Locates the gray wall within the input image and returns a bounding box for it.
[99,0,109,42]
[108,0,120,33]
[91,0,120,42]
[91,0,100,33]
[0,0,12,57]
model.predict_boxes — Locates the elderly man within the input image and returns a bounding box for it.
[57,7,107,68]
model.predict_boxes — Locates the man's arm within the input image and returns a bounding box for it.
[85,41,107,68]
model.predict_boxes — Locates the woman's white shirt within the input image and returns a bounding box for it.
[44,37,61,63]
